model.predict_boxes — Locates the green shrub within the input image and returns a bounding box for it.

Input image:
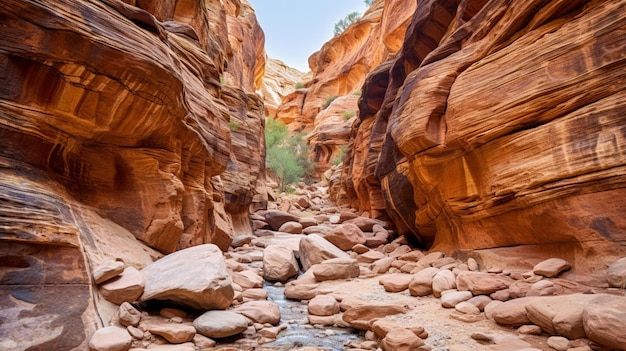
[364,0,374,6]
[343,110,356,120]
[265,118,313,191]
[353,89,362,96]
[332,145,347,166]
[229,120,240,131]
[295,82,303,89]
[322,96,338,110]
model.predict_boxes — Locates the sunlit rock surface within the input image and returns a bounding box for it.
[335,0,626,276]
[274,0,416,177]
[0,0,265,348]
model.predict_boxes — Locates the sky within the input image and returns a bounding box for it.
[247,0,370,72]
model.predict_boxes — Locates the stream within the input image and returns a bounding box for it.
[260,281,364,350]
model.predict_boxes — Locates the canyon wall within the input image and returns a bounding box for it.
[0,0,266,348]
[274,0,416,177]
[336,0,626,276]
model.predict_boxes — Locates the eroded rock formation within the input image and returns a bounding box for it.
[273,0,416,177]
[0,0,266,348]
[335,0,626,274]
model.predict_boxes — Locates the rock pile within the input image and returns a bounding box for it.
[88,182,626,351]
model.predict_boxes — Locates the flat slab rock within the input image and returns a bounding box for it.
[139,244,233,310]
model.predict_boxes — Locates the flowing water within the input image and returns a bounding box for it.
[260,281,364,350]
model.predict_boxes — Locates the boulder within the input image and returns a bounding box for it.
[233,300,281,325]
[311,257,360,281]
[118,302,141,327]
[231,269,264,289]
[380,328,425,351]
[88,326,132,351]
[264,210,300,231]
[308,295,340,316]
[140,244,233,310]
[193,310,249,338]
[343,217,385,231]
[606,256,626,288]
[93,261,125,284]
[583,294,626,350]
[432,269,457,297]
[299,234,350,271]
[440,291,473,308]
[408,267,440,296]
[262,245,299,282]
[491,297,538,325]
[456,271,514,295]
[342,304,406,330]
[324,223,366,250]
[357,250,386,263]
[547,336,570,351]
[527,280,556,296]
[278,221,303,234]
[533,258,571,278]
[149,324,196,343]
[100,266,144,305]
[379,273,413,292]
[455,302,481,315]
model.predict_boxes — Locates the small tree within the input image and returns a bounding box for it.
[364,0,374,6]
[334,11,361,36]
[265,118,313,191]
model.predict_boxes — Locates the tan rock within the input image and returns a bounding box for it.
[191,334,216,348]
[440,291,473,308]
[149,324,196,344]
[380,328,425,351]
[455,301,480,315]
[432,269,457,297]
[456,271,514,295]
[308,295,340,316]
[379,273,413,293]
[518,325,542,335]
[89,326,132,351]
[398,251,425,262]
[264,210,300,231]
[583,294,626,350]
[311,257,360,281]
[299,234,350,271]
[118,302,142,327]
[342,304,406,330]
[193,310,249,338]
[278,221,303,234]
[242,288,269,301]
[160,308,187,320]
[408,267,440,296]
[547,336,570,351]
[233,300,281,325]
[606,256,626,288]
[231,269,264,289]
[533,258,571,278]
[100,266,144,305]
[527,279,556,296]
[140,244,233,310]
[484,300,504,320]
[466,295,493,311]
[93,261,125,284]
[324,223,366,250]
[343,217,386,232]
[262,244,298,282]
[358,250,386,263]
[491,297,537,325]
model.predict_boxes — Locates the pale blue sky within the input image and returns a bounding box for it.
[248,0,370,72]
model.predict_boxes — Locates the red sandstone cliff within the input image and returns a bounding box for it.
[334,0,626,275]
[274,0,416,178]
[0,0,266,348]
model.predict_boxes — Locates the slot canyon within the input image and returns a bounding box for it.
[0,0,625,350]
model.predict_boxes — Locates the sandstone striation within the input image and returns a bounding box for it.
[333,0,626,276]
[0,0,266,348]
[273,0,416,177]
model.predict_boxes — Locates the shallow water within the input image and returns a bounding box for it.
[260,282,364,351]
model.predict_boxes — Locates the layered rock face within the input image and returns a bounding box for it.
[0,0,265,349]
[261,58,307,118]
[273,0,416,177]
[336,0,626,274]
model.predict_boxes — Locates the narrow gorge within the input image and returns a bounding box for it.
[0,0,624,351]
